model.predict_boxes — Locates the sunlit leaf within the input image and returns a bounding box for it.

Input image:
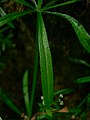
[75,76,90,83]
[0,10,34,27]
[0,89,21,115]
[37,12,53,108]
[23,70,30,116]
[45,11,90,53]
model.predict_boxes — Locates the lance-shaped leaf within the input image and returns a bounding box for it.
[45,11,90,53]
[0,89,21,115]
[0,7,14,28]
[69,58,90,68]
[37,12,53,108]
[0,10,34,27]
[43,0,58,9]
[14,0,35,9]
[75,76,90,83]
[54,88,74,96]
[43,0,81,10]
[38,0,43,8]
[23,70,30,116]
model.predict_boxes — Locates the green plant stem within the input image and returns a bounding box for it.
[38,0,43,9]
[42,0,81,11]
[29,34,39,118]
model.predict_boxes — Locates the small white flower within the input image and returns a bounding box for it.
[0,117,2,120]
[41,96,45,106]
[60,101,64,106]
[59,94,63,98]
[41,96,44,100]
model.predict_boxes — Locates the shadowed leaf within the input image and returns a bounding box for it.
[0,10,34,27]
[15,0,35,9]
[23,70,30,116]
[75,76,90,83]
[0,89,21,115]
[46,11,90,53]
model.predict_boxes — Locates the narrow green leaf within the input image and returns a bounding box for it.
[29,37,39,117]
[45,11,90,53]
[0,26,9,33]
[75,76,90,83]
[14,0,35,9]
[46,109,52,117]
[87,94,90,103]
[42,0,81,10]
[72,95,89,116]
[0,7,14,28]
[0,89,21,115]
[38,0,43,9]
[81,112,87,120]
[37,12,53,108]
[43,0,58,9]
[23,70,30,116]
[54,88,74,96]
[69,58,90,68]
[69,108,81,116]
[0,10,34,27]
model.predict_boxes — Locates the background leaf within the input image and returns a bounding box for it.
[54,88,74,96]
[43,0,81,10]
[45,11,90,53]
[23,70,30,116]
[0,89,21,115]
[37,12,54,108]
[29,33,39,117]
[0,10,34,27]
[14,0,35,9]
[69,58,90,68]
[0,7,15,28]
[46,109,52,117]
[75,76,90,83]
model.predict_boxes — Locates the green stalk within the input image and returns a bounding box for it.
[38,0,43,9]
[42,0,81,11]
[29,33,39,118]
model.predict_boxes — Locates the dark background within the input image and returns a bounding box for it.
[0,0,90,119]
